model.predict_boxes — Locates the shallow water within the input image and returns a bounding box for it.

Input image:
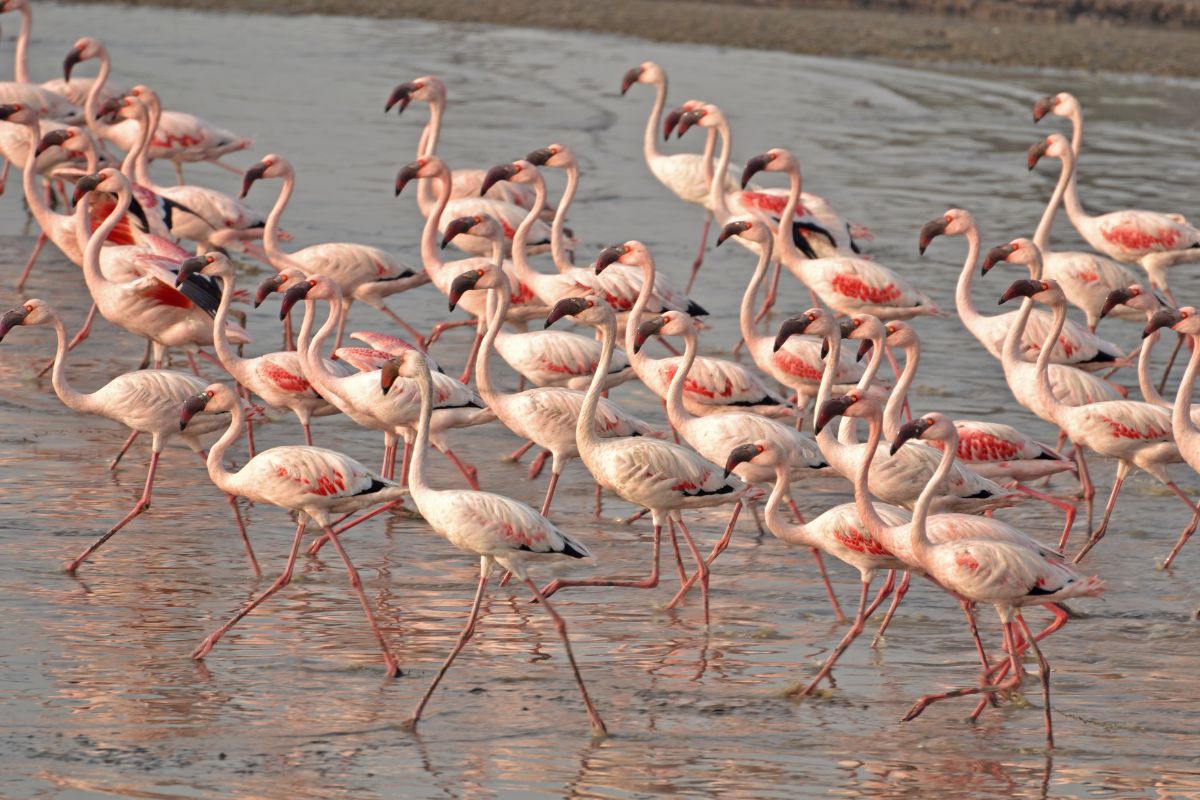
[1,4,1199,798]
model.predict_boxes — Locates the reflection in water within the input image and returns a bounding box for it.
[0,2,1198,798]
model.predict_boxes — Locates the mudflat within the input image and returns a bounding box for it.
[70,0,1200,76]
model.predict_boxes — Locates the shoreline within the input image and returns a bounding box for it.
[58,0,1200,78]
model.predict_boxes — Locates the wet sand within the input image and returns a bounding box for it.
[63,0,1200,76]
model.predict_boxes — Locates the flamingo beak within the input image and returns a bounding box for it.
[1100,288,1136,319]
[0,305,31,342]
[380,359,400,395]
[716,220,752,247]
[545,297,589,329]
[0,104,21,121]
[918,218,948,255]
[279,281,314,320]
[633,315,667,354]
[72,172,102,204]
[676,109,703,137]
[594,245,625,274]
[1144,308,1182,338]
[815,395,855,435]
[524,147,554,167]
[1027,140,1049,171]
[62,46,83,81]
[480,163,519,197]
[981,244,1017,275]
[723,443,760,479]
[448,270,482,311]
[241,161,268,199]
[175,256,207,287]
[857,338,874,362]
[999,278,1042,305]
[441,217,476,250]
[179,393,210,431]
[394,162,421,197]
[1032,95,1055,123]
[385,82,417,113]
[774,314,815,352]
[890,417,933,455]
[662,106,684,140]
[35,129,72,157]
[254,274,285,308]
[620,66,642,95]
[741,154,771,189]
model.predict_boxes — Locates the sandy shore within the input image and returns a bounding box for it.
[62,0,1200,77]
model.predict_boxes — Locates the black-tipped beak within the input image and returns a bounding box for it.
[1000,278,1042,305]
[723,443,760,479]
[525,147,553,167]
[381,359,400,394]
[634,315,667,353]
[394,162,421,197]
[0,305,30,342]
[279,281,313,320]
[1101,288,1136,319]
[241,161,268,199]
[717,220,752,247]
[545,297,589,328]
[815,395,855,435]
[385,82,416,114]
[663,106,683,141]
[72,172,101,204]
[918,218,948,255]
[480,163,519,197]
[0,104,21,121]
[890,417,932,455]
[857,338,874,362]
[774,315,814,352]
[35,129,71,157]
[1144,308,1182,339]
[1032,95,1055,123]
[63,47,82,81]
[254,274,285,308]
[442,216,477,250]
[620,66,642,95]
[676,109,703,137]
[448,270,482,311]
[741,154,771,189]
[1027,140,1049,171]
[982,244,1016,275]
[838,318,857,340]
[175,256,207,287]
[179,393,210,431]
[95,97,121,120]
[594,245,624,274]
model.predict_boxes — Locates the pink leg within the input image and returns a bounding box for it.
[226,493,261,576]
[306,498,406,556]
[16,231,47,291]
[685,211,712,294]
[666,518,688,587]
[793,578,876,697]
[380,439,397,481]
[1074,446,1095,535]
[425,318,474,347]
[186,352,205,378]
[538,522,662,600]
[870,570,911,646]
[811,547,848,625]
[787,497,806,524]
[193,518,307,660]
[504,440,537,464]
[1158,331,1185,395]
[321,523,401,677]
[523,578,608,734]
[540,470,561,517]
[673,517,711,625]
[527,449,550,479]
[441,448,480,490]
[108,430,140,471]
[753,260,784,326]
[458,330,484,384]
[376,303,428,350]
[667,501,742,608]
[244,412,257,459]
[1073,461,1127,563]
[1016,614,1055,748]
[1011,482,1077,552]
[302,422,313,446]
[399,442,412,486]
[593,482,603,517]
[65,451,160,574]
[1162,497,1200,569]
[402,569,491,730]
[903,617,1023,723]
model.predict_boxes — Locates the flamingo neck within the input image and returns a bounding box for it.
[1033,151,1072,250]
[407,360,436,501]
[419,169,449,271]
[263,168,295,266]
[297,291,346,404]
[1066,108,1084,196]
[209,268,246,376]
[1032,298,1068,424]
[510,173,547,289]
[416,96,445,210]
[549,162,578,273]
[952,222,988,338]
[909,427,955,561]
[814,325,847,465]
[124,101,153,183]
[850,404,890,542]
[707,118,733,222]
[775,163,807,269]
[1137,330,1167,408]
[623,257,656,381]
[20,119,61,236]
[642,77,667,166]
[577,313,616,455]
[763,460,809,546]
[13,6,31,83]
[839,334,885,444]
[1000,288,1035,367]
[883,340,919,440]
[664,324,697,432]
[1058,144,1093,232]
[475,254,510,404]
[204,400,245,496]
[47,311,87,413]
[1173,332,1200,447]
[81,48,111,139]
[77,184,128,290]
[738,239,771,352]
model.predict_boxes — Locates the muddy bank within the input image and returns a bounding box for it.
[57,0,1200,77]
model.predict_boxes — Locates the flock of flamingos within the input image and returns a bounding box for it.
[3,1,1200,748]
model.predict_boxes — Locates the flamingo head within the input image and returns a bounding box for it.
[775,308,832,352]
[633,310,695,353]
[394,155,446,197]
[1027,133,1070,170]
[176,252,231,287]
[242,154,289,198]
[676,102,722,138]
[383,349,431,393]
[620,61,662,95]
[816,390,876,434]
[982,238,1041,275]
[111,93,147,122]
[0,102,37,125]
[0,298,53,342]
[1144,306,1184,338]
[524,143,573,170]
[741,148,793,188]
[724,440,775,478]
[999,277,1062,307]
[442,214,499,250]
[254,268,305,308]
[918,208,973,254]
[385,76,444,113]
[35,127,77,157]
[1033,91,1078,123]
[891,412,953,455]
[1171,307,1200,336]
[594,241,649,274]
[545,295,611,329]
[179,384,252,430]
[662,99,703,140]
[278,274,341,320]
[448,265,504,310]
[842,314,886,362]
[1101,285,1157,319]
[717,218,768,248]
[63,37,103,81]
[481,160,538,196]
[882,320,918,350]
[72,168,125,203]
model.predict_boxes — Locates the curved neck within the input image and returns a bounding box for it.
[839,334,885,444]
[263,169,294,265]
[416,96,445,210]
[909,429,955,560]
[13,7,31,83]
[774,163,806,267]
[850,405,890,539]
[205,401,245,495]
[1000,291,1035,365]
[304,292,345,377]
[21,119,60,231]
[707,119,732,221]
[82,49,111,138]
[1058,145,1092,230]
[1067,109,1083,196]
[1033,153,1072,250]
[738,240,771,350]
[48,312,88,412]
[1032,299,1068,422]
[883,341,919,440]
[475,259,509,404]
[77,185,128,288]
[1173,332,1200,445]
[209,269,246,373]
[576,314,617,454]
[642,77,667,166]
[549,162,578,273]
[954,223,983,328]
[124,102,152,182]
[664,325,698,430]
[1137,331,1168,407]
[623,258,656,376]
[419,170,449,271]
[763,460,808,545]
[510,174,547,286]
[132,98,162,187]
[815,326,846,462]
[408,363,436,499]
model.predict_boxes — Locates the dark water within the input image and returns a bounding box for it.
[1,4,1199,798]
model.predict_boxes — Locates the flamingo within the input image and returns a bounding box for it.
[448,254,661,516]
[2,0,117,106]
[822,392,1104,747]
[920,208,1128,375]
[180,383,406,677]
[544,296,755,623]
[1100,285,1186,407]
[0,299,257,576]
[742,148,941,320]
[595,241,795,419]
[632,310,843,617]
[175,253,341,446]
[997,269,1197,562]
[242,153,429,348]
[65,37,250,183]
[384,349,606,734]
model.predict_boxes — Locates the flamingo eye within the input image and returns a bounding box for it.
[756,445,765,453]
[206,390,215,398]
[853,318,862,328]
[1183,310,1191,319]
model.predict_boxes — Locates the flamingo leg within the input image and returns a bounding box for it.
[192,518,307,661]
[539,470,561,517]
[1162,496,1200,569]
[787,496,806,524]
[794,576,885,697]
[666,518,688,587]
[527,449,549,479]
[303,422,313,446]
[666,500,742,609]
[503,440,536,463]
[1074,446,1095,535]
[685,211,712,294]
[108,430,140,471]
[441,448,480,489]
[226,493,260,576]
[244,412,257,459]
[306,498,406,556]
[403,567,491,730]
[173,161,186,185]
[1011,482,1077,552]
[425,318,474,347]
[65,450,160,574]
[593,483,603,517]
[903,616,1023,723]
[1018,614,1055,748]
[458,330,484,384]
[16,231,47,291]
[375,303,428,349]
[753,260,784,326]
[537,521,661,600]
[1073,460,1128,563]
[870,570,911,646]
[673,517,711,624]
[811,547,848,624]
[320,523,401,677]
[1158,331,1185,395]
[523,578,608,734]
